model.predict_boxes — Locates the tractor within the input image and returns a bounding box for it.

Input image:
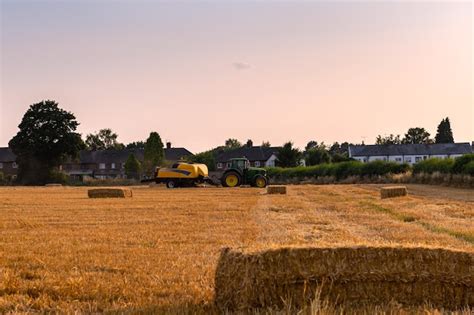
[221,158,269,188]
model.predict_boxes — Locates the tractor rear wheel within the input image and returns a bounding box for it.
[222,171,241,187]
[253,175,268,188]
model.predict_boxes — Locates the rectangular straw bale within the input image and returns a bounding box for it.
[380,186,407,199]
[88,188,132,198]
[267,185,287,194]
[215,246,473,311]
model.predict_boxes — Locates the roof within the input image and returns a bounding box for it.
[215,146,280,163]
[0,147,16,162]
[349,143,472,157]
[67,147,193,164]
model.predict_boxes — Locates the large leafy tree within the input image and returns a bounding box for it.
[143,132,164,175]
[435,117,454,143]
[305,140,318,151]
[85,128,124,150]
[402,127,432,144]
[9,100,84,184]
[375,134,401,145]
[190,150,216,171]
[305,148,331,166]
[124,153,141,179]
[225,138,242,149]
[276,142,302,167]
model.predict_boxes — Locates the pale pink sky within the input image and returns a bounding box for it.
[1,1,472,153]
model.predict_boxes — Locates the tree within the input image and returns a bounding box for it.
[126,141,145,149]
[375,134,401,145]
[190,150,216,171]
[246,139,253,147]
[143,132,164,176]
[8,100,84,184]
[402,127,432,144]
[124,153,141,179]
[261,141,271,148]
[305,140,318,151]
[276,142,302,167]
[85,129,124,150]
[435,117,454,143]
[225,138,242,149]
[305,148,331,166]
[327,142,352,163]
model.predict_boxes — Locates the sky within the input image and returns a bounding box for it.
[0,0,472,153]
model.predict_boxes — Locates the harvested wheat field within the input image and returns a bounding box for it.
[0,185,473,313]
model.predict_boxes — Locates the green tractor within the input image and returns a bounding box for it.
[221,158,269,188]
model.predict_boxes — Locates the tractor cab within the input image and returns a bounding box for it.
[221,158,269,188]
[229,158,250,171]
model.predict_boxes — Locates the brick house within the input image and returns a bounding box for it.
[0,147,18,179]
[62,144,193,180]
[214,146,280,170]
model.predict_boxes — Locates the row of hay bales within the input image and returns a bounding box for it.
[215,246,473,310]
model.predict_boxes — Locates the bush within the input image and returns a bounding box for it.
[413,158,454,174]
[462,161,474,176]
[451,154,474,174]
[266,160,410,182]
[0,172,5,185]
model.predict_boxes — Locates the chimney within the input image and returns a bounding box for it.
[166,142,171,149]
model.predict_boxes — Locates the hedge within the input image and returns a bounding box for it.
[413,154,474,175]
[412,158,454,174]
[266,160,410,181]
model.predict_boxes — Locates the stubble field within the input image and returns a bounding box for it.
[0,185,473,313]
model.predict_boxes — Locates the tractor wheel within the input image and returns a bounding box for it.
[253,175,268,188]
[166,180,177,188]
[222,171,241,187]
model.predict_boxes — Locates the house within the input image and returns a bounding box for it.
[348,143,473,165]
[62,143,193,180]
[0,147,18,179]
[215,146,280,170]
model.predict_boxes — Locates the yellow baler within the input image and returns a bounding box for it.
[147,162,213,188]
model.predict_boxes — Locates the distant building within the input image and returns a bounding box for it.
[215,146,280,170]
[348,143,472,165]
[62,144,193,180]
[0,143,193,181]
[0,147,18,179]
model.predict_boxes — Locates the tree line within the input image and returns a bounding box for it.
[5,100,460,184]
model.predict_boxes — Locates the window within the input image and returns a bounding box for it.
[217,162,223,169]
[111,163,116,169]
[395,157,402,162]
[0,162,3,169]
[226,162,231,168]
[415,157,422,162]
[99,163,106,169]
[121,163,125,169]
[405,157,411,163]
[12,162,18,168]
[255,161,260,167]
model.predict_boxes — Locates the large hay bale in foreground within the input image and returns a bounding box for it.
[88,188,132,198]
[215,246,473,310]
[380,186,407,199]
[267,185,287,194]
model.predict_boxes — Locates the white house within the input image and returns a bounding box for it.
[348,143,472,165]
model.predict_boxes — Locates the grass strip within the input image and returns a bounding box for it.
[359,201,474,245]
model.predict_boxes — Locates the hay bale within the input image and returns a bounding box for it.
[267,185,287,194]
[215,246,473,310]
[380,186,407,199]
[87,188,132,198]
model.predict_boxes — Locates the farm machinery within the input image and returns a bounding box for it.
[142,158,268,188]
